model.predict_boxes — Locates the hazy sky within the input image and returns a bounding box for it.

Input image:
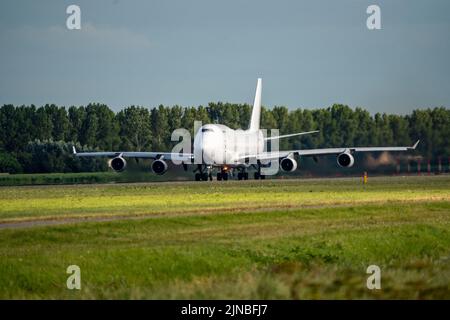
[0,0,449,113]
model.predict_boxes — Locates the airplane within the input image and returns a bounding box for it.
[73,78,419,181]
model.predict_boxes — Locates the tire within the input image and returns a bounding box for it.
[195,173,201,181]
[201,173,208,181]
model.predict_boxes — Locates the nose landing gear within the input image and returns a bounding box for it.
[217,167,229,181]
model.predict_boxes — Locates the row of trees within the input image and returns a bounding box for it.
[0,103,448,173]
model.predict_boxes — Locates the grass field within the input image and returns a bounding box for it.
[0,175,449,299]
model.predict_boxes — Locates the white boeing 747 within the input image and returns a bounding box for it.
[73,79,419,181]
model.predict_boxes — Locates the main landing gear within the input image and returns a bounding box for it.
[253,172,266,180]
[194,165,264,181]
[237,170,249,180]
[195,165,212,181]
[253,161,266,180]
[218,167,249,181]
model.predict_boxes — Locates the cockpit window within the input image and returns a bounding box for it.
[202,128,213,132]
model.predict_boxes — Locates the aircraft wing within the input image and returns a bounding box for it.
[264,130,319,141]
[239,140,420,161]
[72,147,193,162]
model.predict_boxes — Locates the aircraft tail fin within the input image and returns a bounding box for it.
[249,78,262,132]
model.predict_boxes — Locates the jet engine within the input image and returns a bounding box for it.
[152,159,168,175]
[280,157,298,172]
[337,152,354,168]
[109,156,127,172]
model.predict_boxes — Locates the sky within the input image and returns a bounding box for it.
[0,0,449,114]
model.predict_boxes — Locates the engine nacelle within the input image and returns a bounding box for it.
[109,156,127,172]
[337,152,354,168]
[152,159,168,175]
[280,157,298,172]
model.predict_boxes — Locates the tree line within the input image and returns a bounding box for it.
[0,103,448,174]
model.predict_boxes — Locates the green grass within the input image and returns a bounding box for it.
[0,176,449,299]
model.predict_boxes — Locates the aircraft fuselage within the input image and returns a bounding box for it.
[194,124,264,166]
